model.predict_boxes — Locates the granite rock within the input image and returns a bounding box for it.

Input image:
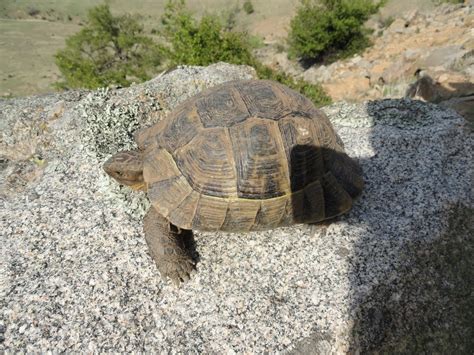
[1,63,472,353]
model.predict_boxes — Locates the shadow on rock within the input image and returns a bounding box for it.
[290,98,473,354]
[349,204,474,353]
[405,73,474,125]
[346,99,473,353]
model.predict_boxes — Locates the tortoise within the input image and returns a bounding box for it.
[104,79,363,285]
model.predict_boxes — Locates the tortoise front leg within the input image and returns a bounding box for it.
[143,207,195,285]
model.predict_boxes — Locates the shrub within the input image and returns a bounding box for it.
[55,4,163,89]
[27,7,40,17]
[160,0,254,66]
[288,0,385,63]
[243,0,255,14]
[161,0,331,106]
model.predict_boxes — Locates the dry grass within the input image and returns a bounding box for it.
[0,19,81,96]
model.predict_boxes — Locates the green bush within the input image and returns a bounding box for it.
[160,0,254,66]
[160,0,331,107]
[288,0,385,63]
[55,4,163,89]
[243,0,255,14]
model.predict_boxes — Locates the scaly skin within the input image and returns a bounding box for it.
[143,207,195,286]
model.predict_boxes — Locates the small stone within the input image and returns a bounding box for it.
[387,18,409,34]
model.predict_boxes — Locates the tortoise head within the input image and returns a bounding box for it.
[103,150,145,190]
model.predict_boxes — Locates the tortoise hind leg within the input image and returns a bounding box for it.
[321,172,353,219]
[323,149,364,199]
[143,207,195,286]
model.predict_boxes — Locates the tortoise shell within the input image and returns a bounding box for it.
[136,80,363,232]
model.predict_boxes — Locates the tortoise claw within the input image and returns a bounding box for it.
[157,255,195,286]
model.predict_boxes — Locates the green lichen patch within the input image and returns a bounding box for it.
[78,87,163,159]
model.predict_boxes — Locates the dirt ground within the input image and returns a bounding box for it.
[0,19,81,96]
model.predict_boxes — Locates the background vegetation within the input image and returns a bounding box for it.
[288,0,386,64]
[54,0,331,106]
[1,0,459,98]
[55,5,162,89]
[243,1,255,14]
[0,0,400,106]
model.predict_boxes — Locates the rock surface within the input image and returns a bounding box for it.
[336,3,473,102]
[311,3,474,105]
[259,3,473,121]
[1,63,473,353]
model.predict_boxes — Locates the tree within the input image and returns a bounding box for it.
[288,0,385,63]
[55,4,163,89]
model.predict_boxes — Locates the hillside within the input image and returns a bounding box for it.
[257,1,473,121]
[0,0,463,99]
